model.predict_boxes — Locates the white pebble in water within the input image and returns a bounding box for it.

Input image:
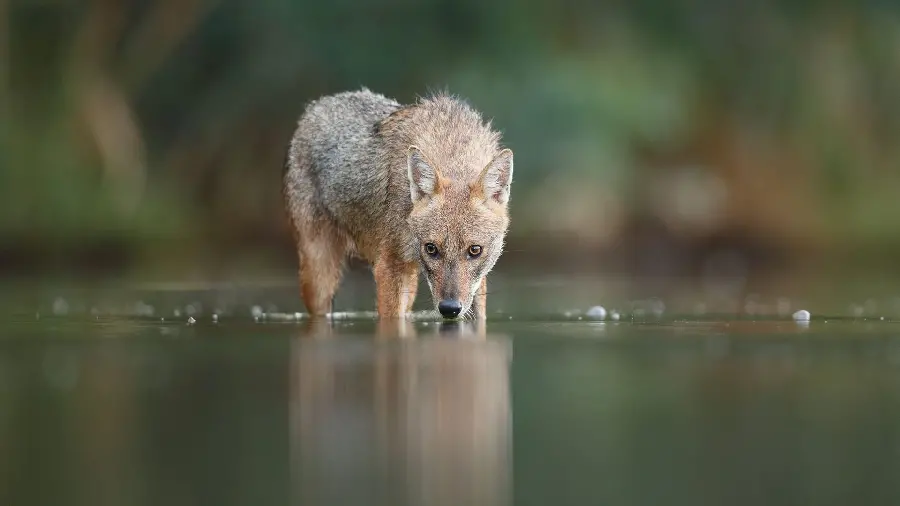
[610,310,621,321]
[792,310,811,322]
[294,312,303,321]
[212,314,219,323]
[52,297,69,316]
[585,306,607,320]
[251,305,263,318]
[187,317,196,325]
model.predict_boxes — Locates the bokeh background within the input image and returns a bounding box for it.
[3,0,899,286]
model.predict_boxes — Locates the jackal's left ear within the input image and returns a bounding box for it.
[407,146,442,203]
[479,149,513,206]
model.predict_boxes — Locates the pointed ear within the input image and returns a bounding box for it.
[407,146,442,203]
[478,148,513,206]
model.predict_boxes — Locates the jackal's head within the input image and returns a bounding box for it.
[406,145,513,319]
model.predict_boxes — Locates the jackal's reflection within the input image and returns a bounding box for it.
[290,322,511,506]
[300,315,487,339]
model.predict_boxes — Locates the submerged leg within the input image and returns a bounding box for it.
[296,225,347,318]
[374,253,419,318]
[473,277,488,319]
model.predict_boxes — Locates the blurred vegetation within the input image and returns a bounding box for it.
[2,0,900,279]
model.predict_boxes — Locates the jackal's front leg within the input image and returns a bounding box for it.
[473,277,487,319]
[374,255,419,318]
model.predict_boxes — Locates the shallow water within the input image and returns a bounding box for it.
[4,276,900,506]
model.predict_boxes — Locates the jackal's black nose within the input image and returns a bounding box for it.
[438,300,463,318]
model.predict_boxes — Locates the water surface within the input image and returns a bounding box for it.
[2,278,900,506]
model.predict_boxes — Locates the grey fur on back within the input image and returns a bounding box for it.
[284,87,504,262]
[285,89,401,244]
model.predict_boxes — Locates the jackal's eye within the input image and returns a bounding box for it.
[467,245,483,258]
[424,243,439,258]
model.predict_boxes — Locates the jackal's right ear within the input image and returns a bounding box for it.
[407,146,441,202]
[478,148,514,206]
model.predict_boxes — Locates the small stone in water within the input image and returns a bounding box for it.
[52,297,69,316]
[251,305,263,318]
[187,317,196,325]
[792,310,811,322]
[586,306,607,320]
[212,314,219,323]
[610,310,621,321]
[294,312,303,321]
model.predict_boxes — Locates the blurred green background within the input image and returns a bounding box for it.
[2,0,899,282]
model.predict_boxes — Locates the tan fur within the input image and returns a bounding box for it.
[283,88,513,319]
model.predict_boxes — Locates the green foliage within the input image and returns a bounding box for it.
[4,0,900,270]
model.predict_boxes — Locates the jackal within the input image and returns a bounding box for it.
[283,88,513,319]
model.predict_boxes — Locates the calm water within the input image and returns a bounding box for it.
[3,276,900,506]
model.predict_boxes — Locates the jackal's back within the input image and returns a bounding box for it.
[285,88,401,242]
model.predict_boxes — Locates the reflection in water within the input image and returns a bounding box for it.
[290,324,511,506]
[299,315,488,340]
